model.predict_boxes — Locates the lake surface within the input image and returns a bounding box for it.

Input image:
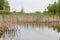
[0,24,60,40]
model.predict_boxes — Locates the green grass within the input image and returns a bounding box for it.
[0,10,11,15]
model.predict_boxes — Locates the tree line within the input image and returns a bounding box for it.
[19,0,60,16]
[0,0,60,16]
[44,0,60,16]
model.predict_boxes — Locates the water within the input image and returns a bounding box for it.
[0,24,60,40]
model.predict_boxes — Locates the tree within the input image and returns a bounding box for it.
[20,8,24,14]
[4,1,10,10]
[0,0,10,10]
[0,0,5,10]
[47,1,57,15]
[57,0,60,13]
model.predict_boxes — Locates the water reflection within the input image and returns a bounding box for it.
[3,31,14,40]
[0,32,4,38]
[0,24,60,40]
[52,26,60,33]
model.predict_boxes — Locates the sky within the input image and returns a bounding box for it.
[8,0,58,13]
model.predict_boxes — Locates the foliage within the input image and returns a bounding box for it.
[4,1,10,10]
[47,2,57,15]
[0,10,11,15]
[47,0,60,16]
[19,8,24,14]
[0,0,10,15]
[0,0,10,10]
[0,0,5,10]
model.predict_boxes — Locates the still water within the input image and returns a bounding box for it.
[0,24,60,40]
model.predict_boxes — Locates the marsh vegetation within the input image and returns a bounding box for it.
[0,0,60,40]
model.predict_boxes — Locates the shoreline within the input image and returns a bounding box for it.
[0,16,60,36]
[0,15,60,31]
[0,15,60,24]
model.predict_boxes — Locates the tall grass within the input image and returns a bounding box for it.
[0,10,11,15]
